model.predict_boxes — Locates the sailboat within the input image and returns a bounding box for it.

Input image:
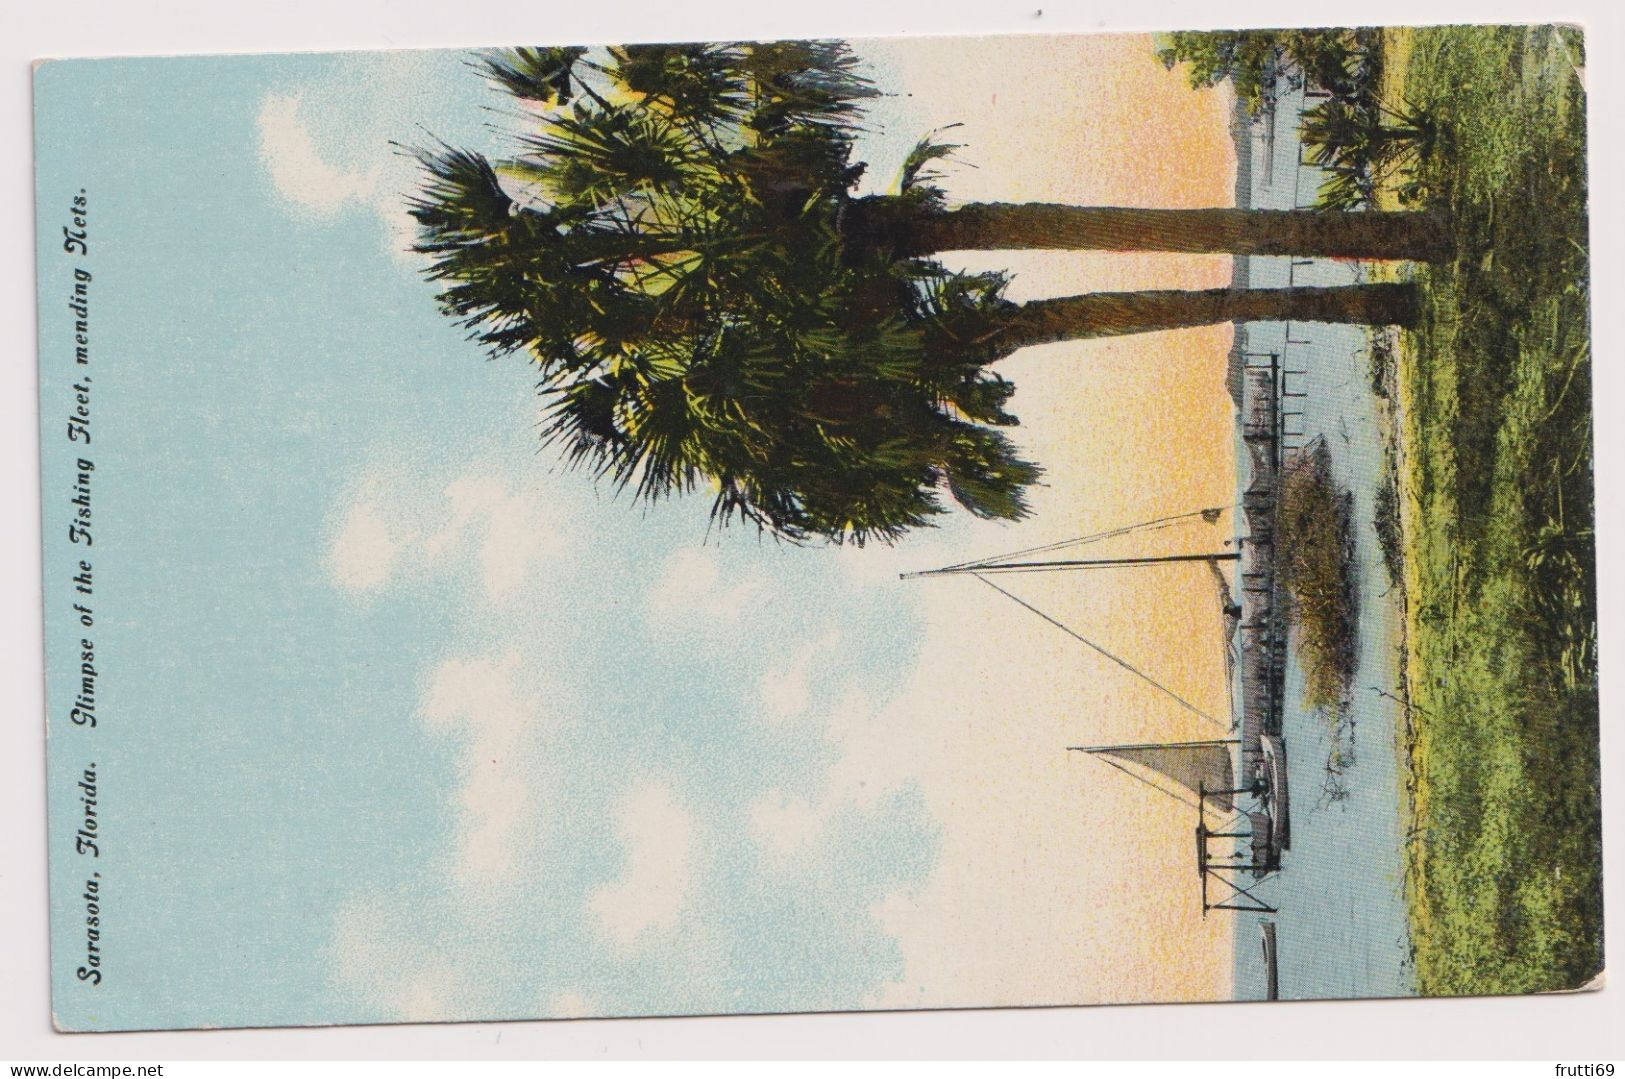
[1069,736,1286,915]
[902,505,1290,916]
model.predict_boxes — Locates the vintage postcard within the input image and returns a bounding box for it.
[36,25,1599,1030]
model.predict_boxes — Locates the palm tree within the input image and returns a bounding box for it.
[1300,96,1437,210]
[410,42,1442,544]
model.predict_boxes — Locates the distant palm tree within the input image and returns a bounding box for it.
[410,42,1442,544]
[1300,96,1437,210]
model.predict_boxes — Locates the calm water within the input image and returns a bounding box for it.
[1228,85,1415,1002]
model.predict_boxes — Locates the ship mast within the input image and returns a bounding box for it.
[900,550,1239,579]
[901,506,1284,916]
[900,509,1240,728]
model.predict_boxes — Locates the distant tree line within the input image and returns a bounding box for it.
[1159,28,1436,209]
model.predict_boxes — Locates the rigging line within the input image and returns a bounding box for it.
[945,553,1238,574]
[935,506,1231,574]
[954,507,1228,571]
[1073,751,1201,811]
[971,573,1225,727]
[989,518,1218,565]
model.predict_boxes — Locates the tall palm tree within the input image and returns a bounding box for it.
[410,41,1440,544]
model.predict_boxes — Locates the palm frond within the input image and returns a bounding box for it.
[473,47,589,105]
[402,143,515,246]
[896,125,964,205]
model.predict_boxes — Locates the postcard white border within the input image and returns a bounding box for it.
[4,0,1622,1061]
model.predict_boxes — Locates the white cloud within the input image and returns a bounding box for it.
[442,475,556,598]
[745,686,912,872]
[257,94,381,215]
[329,893,475,1023]
[758,628,843,723]
[396,977,454,1024]
[256,61,435,264]
[420,651,551,886]
[589,784,694,949]
[327,497,397,592]
[325,466,563,602]
[547,992,591,1019]
[379,197,426,267]
[646,546,767,628]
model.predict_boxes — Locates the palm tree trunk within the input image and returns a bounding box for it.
[848,197,1450,262]
[992,283,1418,352]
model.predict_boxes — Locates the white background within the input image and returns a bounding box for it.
[3,0,1621,1061]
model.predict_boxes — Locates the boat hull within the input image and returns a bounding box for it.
[1259,732,1290,854]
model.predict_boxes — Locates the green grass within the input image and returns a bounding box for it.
[1381,24,1600,995]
